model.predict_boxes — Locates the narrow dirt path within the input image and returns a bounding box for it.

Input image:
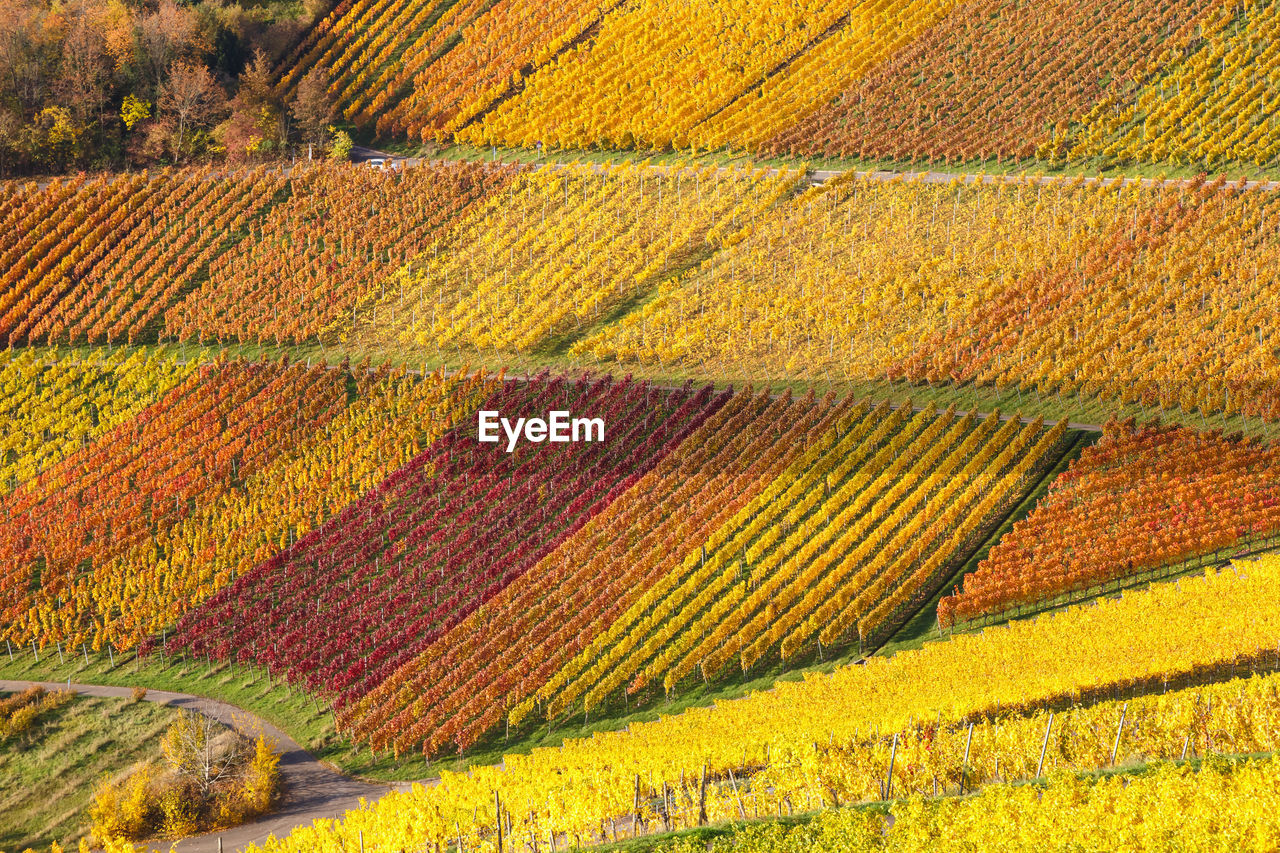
[0,680,425,853]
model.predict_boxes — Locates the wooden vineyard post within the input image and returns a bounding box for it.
[884,732,898,800]
[633,774,641,836]
[1205,696,1213,755]
[1036,712,1054,778]
[697,764,708,826]
[359,830,365,853]
[495,791,503,853]
[1110,702,1128,766]
[959,722,974,794]
[728,768,745,818]
[662,783,671,832]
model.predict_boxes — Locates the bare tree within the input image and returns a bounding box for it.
[55,4,113,133]
[159,59,225,160]
[160,710,248,802]
[0,2,54,114]
[137,0,204,94]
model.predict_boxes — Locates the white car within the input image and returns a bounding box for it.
[366,158,388,169]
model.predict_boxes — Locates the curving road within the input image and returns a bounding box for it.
[0,681,423,853]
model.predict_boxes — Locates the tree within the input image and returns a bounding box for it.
[159,59,225,160]
[290,67,335,150]
[224,48,283,160]
[0,2,56,116]
[120,94,150,130]
[54,2,114,133]
[136,0,204,95]
[160,709,247,802]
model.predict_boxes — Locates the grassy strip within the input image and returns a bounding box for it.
[0,649,362,778]
[0,692,179,851]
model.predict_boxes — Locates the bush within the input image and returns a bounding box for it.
[159,784,201,838]
[90,715,282,843]
[238,735,282,814]
[329,129,354,161]
[89,761,162,841]
[0,686,73,740]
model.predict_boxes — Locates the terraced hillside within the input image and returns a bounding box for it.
[4,2,1280,850]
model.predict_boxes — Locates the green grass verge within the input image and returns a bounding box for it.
[0,692,178,851]
[0,649,362,780]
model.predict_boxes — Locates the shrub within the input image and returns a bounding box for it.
[90,715,282,843]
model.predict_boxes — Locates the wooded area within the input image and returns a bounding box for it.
[0,0,339,175]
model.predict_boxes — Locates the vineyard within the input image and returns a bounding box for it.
[119,554,1280,852]
[0,355,487,651]
[6,165,1280,432]
[4,0,1280,849]
[156,382,1066,758]
[4,341,1278,851]
[280,0,1280,172]
[938,420,1280,627]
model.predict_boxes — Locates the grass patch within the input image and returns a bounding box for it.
[0,649,360,779]
[0,692,177,851]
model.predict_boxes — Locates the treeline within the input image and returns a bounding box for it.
[0,0,344,175]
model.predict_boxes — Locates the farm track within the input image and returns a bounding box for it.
[32,145,1280,193]
[352,145,1280,191]
[0,680,427,853]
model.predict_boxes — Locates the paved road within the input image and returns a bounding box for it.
[0,680,422,853]
[349,144,1280,192]
[33,146,1280,194]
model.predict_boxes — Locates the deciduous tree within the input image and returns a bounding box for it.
[159,59,226,160]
